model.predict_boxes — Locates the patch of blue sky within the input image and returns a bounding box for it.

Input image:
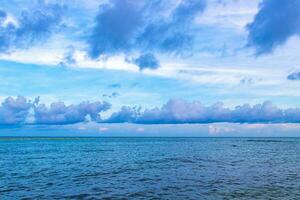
[0,60,228,108]
[3,59,300,110]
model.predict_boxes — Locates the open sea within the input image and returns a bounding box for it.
[0,137,300,199]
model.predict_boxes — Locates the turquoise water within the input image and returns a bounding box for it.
[1,137,300,199]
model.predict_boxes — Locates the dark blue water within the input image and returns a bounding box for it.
[1,137,300,199]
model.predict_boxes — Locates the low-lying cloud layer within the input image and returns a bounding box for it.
[34,100,111,125]
[3,96,300,125]
[0,96,36,125]
[105,99,300,124]
[0,96,110,125]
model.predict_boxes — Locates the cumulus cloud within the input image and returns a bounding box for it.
[0,96,110,125]
[34,101,111,125]
[4,97,300,125]
[87,0,206,68]
[0,96,36,125]
[105,99,300,124]
[0,0,65,53]
[287,71,300,80]
[247,0,300,55]
[106,106,141,123]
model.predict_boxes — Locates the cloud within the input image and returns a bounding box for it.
[87,0,144,58]
[136,0,206,54]
[105,99,300,124]
[0,96,36,125]
[246,0,300,55]
[0,96,111,125]
[102,92,120,98]
[133,53,160,70]
[4,97,300,125]
[240,77,254,85]
[109,83,121,88]
[287,71,300,80]
[106,106,141,123]
[0,10,6,23]
[208,124,234,135]
[34,100,111,125]
[0,0,65,53]
[87,0,206,68]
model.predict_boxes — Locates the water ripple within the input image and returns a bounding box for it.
[1,137,300,199]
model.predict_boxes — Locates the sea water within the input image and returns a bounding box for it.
[1,137,300,199]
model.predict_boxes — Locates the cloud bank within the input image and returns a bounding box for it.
[105,99,300,124]
[34,100,111,125]
[247,0,300,55]
[0,96,300,125]
[133,53,160,70]
[3,96,300,125]
[0,96,110,125]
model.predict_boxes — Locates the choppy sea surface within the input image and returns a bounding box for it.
[1,137,300,199]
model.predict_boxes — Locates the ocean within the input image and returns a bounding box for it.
[1,137,300,199]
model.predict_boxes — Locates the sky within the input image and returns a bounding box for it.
[1,0,300,136]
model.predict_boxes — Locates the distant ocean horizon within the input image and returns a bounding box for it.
[1,137,300,199]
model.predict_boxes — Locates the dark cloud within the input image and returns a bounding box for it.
[0,0,65,53]
[105,99,300,124]
[287,71,300,80]
[87,0,206,68]
[34,101,111,125]
[133,53,160,70]
[247,0,300,55]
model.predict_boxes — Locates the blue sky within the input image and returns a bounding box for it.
[1,0,300,136]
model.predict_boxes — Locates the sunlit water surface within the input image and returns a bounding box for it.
[1,137,300,199]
